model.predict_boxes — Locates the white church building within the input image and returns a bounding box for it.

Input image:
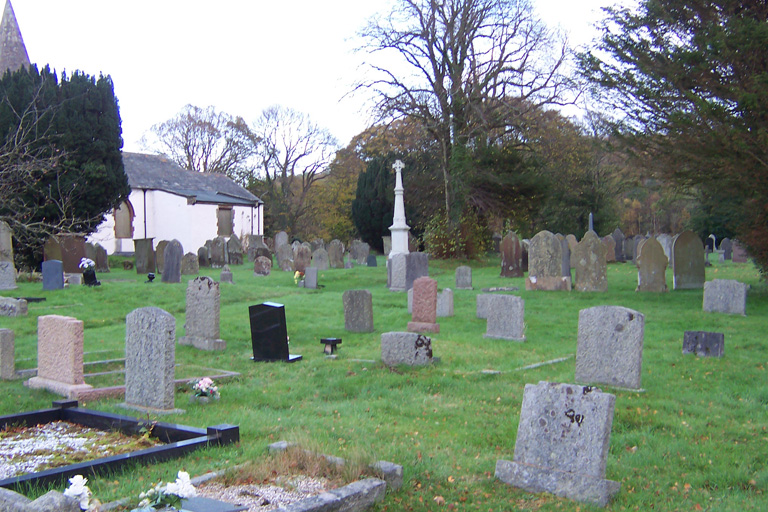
[89,152,263,255]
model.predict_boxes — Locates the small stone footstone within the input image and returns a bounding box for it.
[683,331,724,357]
[495,381,621,507]
[381,332,433,366]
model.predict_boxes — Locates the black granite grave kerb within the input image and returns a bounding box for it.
[0,400,239,491]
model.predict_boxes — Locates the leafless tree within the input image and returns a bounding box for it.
[357,0,576,218]
[145,104,259,177]
[252,105,339,235]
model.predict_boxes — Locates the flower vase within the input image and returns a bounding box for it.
[190,395,210,404]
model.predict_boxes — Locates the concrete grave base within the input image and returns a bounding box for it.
[24,377,93,399]
[179,336,226,351]
[525,276,572,291]
[407,321,440,333]
[483,332,525,342]
[119,402,186,416]
[495,459,621,508]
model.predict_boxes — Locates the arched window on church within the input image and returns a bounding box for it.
[114,200,134,239]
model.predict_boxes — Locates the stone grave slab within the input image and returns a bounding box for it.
[0,261,17,290]
[455,266,472,290]
[703,279,748,315]
[0,221,12,263]
[304,267,318,289]
[312,248,330,270]
[220,264,233,284]
[683,331,724,357]
[437,288,454,317]
[0,297,27,317]
[482,294,525,341]
[227,234,243,265]
[161,240,183,283]
[343,290,374,333]
[248,302,301,362]
[254,256,272,276]
[636,237,668,292]
[500,231,523,277]
[181,252,200,275]
[179,277,225,351]
[210,237,227,268]
[42,260,64,290]
[367,254,378,267]
[526,230,571,291]
[0,329,14,380]
[328,240,345,268]
[574,231,607,292]
[672,231,705,290]
[381,332,433,366]
[134,238,156,274]
[407,277,440,333]
[155,240,169,273]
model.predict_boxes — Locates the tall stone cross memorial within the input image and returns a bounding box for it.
[388,159,410,259]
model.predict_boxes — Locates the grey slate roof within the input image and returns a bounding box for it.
[123,152,262,207]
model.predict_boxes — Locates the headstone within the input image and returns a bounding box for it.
[636,237,667,292]
[683,331,724,357]
[0,297,26,317]
[276,244,294,271]
[656,233,673,264]
[602,236,616,263]
[124,307,178,411]
[0,329,14,380]
[94,244,109,273]
[58,234,87,273]
[407,277,440,333]
[274,231,289,250]
[155,240,169,274]
[294,244,312,273]
[382,236,392,257]
[197,246,210,267]
[672,231,705,290]
[566,234,578,269]
[558,234,571,277]
[310,238,325,253]
[381,332,433,366]
[328,240,345,268]
[26,315,92,397]
[495,381,620,507]
[220,264,233,284]
[304,267,318,289]
[437,288,453,317]
[482,294,525,341]
[248,302,301,362]
[526,230,571,291]
[719,238,732,260]
[387,252,428,292]
[521,240,529,272]
[264,236,275,253]
[134,238,156,274]
[244,235,267,262]
[622,237,634,263]
[0,261,16,290]
[731,240,748,263]
[356,241,370,265]
[456,266,472,290]
[476,294,492,319]
[161,240,183,284]
[500,232,523,278]
[631,235,645,264]
[42,260,64,290]
[575,306,645,390]
[703,279,748,315]
[573,231,608,292]
[85,242,97,264]
[227,235,244,265]
[610,228,625,262]
[366,254,378,267]
[181,252,200,275]
[43,235,63,262]
[0,221,12,263]
[254,256,272,276]
[312,248,330,271]
[179,277,225,350]
[209,236,227,268]
[343,289,374,333]
[344,253,353,269]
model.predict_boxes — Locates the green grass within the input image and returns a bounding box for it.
[1,255,767,511]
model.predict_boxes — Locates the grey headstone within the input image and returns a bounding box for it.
[244,235,267,262]
[312,248,330,271]
[344,253,354,269]
[294,244,312,274]
[181,252,200,275]
[574,231,607,292]
[179,277,225,350]
[631,235,645,264]
[381,332,433,366]
[437,288,454,317]
[526,231,571,291]
[134,238,156,274]
[328,240,345,268]
[42,260,64,290]
[209,236,227,268]
[672,231,705,290]
[602,236,616,263]
[355,241,370,265]
[125,307,177,411]
[343,289,374,333]
[0,329,14,379]
[656,233,674,264]
[683,331,724,357]
[274,231,289,249]
[197,246,210,267]
[719,238,732,260]
[387,253,407,291]
[405,252,429,291]
[161,240,183,283]
[492,232,502,253]
[703,279,748,315]
[382,236,392,257]
[482,294,525,341]
[0,297,27,317]
[304,267,318,289]
[0,221,12,263]
[636,237,667,292]
[254,256,272,276]
[476,294,492,319]
[220,264,233,284]
[155,240,169,273]
[610,228,625,262]
[310,238,325,253]
[495,381,620,507]
[622,237,634,263]
[732,240,748,263]
[0,261,16,290]
[94,243,109,273]
[277,244,294,271]
[575,306,645,390]
[367,254,378,267]
[227,234,243,265]
[500,232,523,278]
[455,266,472,289]
[566,234,578,269]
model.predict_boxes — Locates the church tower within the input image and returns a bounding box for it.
[0,0,29,73]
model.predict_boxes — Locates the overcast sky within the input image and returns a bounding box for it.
[11,0,619,152]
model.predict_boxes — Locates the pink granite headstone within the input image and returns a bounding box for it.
[26,315,92,397]
[407,277,440,333]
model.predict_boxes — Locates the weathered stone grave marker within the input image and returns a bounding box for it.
[304,266,318,289]
[703,279,748,315]
[381,332,433,366]
[220,264,233,284]
[254,256,272,276]
[500,231,524,278]
[672,231,705,290]
[42,260,64,290]
[179,277,226,350]
[161,239,183,283]
[683,331,724,357]
[455,266,472,290]
[134,238,156,274]
[482,294,525,341]
[574,231,607,292]
[0,297,27,317]
[343,290,374,333]
[636,237,668,292]
[407,277,440,333]
[0,328,15,380]
[526,230,571,291]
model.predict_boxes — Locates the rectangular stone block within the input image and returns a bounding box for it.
[0,261,16,290]
[125,307,177,411]
[179,277,225,351]
[304,267,318,289]
[0,329,14,380]
[343,290,374,333]
[483,294,525,341]
[683,331,724,357]
[0,297,26,317]
[408,277,439,333]
[575,306,644,390]
[455,266,472,289]
[381,332,433,366]
[703,279,748,315]
[437,288,453,317]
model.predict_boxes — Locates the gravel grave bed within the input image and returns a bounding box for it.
[195,475,331,511]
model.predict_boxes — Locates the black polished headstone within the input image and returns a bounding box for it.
[683,331,724,357]
[248,302,302,362]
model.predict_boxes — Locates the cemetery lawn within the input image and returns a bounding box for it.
[1,256,767,511]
